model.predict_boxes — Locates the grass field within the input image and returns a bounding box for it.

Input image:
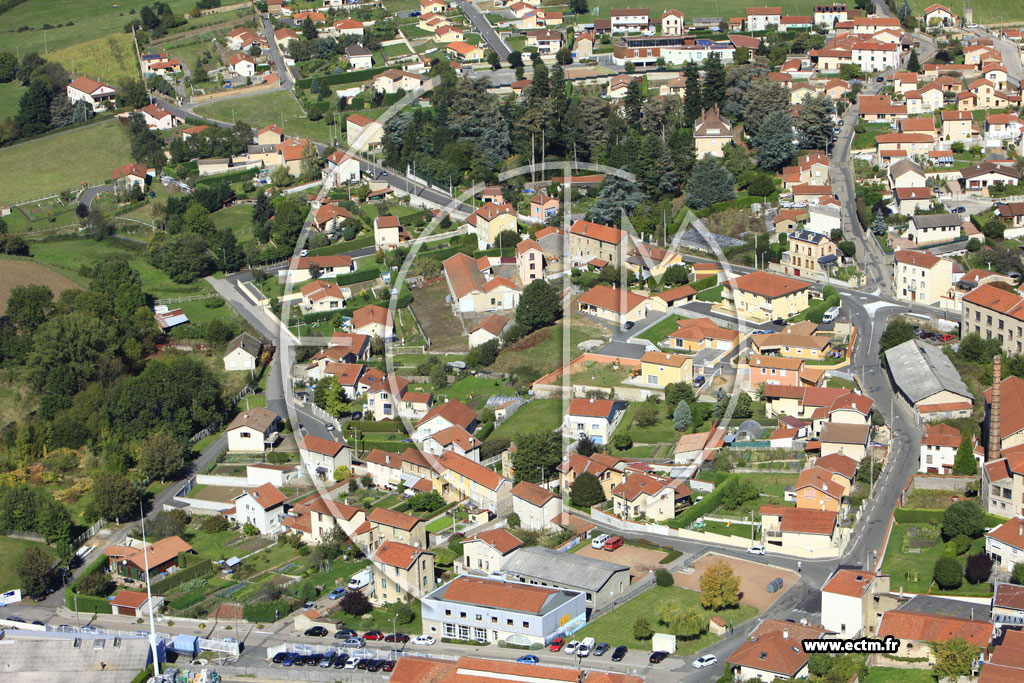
[195,89,334,143]
[0,259,81,313]
[614,401,679,443]
[0,535,54,593]
[862,668,938,683]
[48,34,139,85]
[880,522,991,597]
[0,81,26,122]
[908,0,1006,24]
[574,586,758,653]
[584,0,810,21]
[436,376,513,405]
[28,238,214,299]
[491,399,563,439]
[636,314,684,346]
[0,120,133,204]
[0,0,198,55]
[492,314,609,374]
[212,204,256,242]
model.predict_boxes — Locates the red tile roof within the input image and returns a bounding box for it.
[368,507,421,531]
[987,517,1024,552]
[760,505,837,534]
[814,453,858,480]
[670,317,738,342]
[570,219,624,245]
[577,285,648,314]
[437,450,505,491]
[568,397,617,418]
[822,569,877,598]
[468,528,524,555]
[726,271,810,299]
[439,576,561,614]
[417,398,477,430]
[111,589,149,609]
[878,610,993,648]
[373,540,425,569]
[242,483,286,510]
[299,434,344,457]
[921,422,961,449]
[727,620,829,677]
[512,481,556,507]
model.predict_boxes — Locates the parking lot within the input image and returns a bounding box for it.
[575,544,669,583]
[673,552,798,612]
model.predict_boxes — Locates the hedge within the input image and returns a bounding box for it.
[334,267,381,286]
[666,474,737,528]
[345,421,405,433]
[894,508,945,525]
[296,66,390,89]
[691,274,718,291]
[196,167,258,186]
[243,598,292,623]
[66,554,115,614]
[132,666,154,683]
[150,559,214,594]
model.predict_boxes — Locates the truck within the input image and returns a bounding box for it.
[578,637,596,657]
[347,568,372,590]
[822,306,840,324]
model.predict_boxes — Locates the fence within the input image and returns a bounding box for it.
[191,80,281,104]
[156,293,223,305]
[70,518,107,550]
[587,573,655,621]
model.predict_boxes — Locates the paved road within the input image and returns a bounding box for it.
[79,184,111,207]
[456,0,511,59]
[261,13,293,87]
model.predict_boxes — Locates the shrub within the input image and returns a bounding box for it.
[612,430,633,451]
[570,472,606,508]
[340,590,372,615]
[655,568,674,587]
[242,598,291,623]
[633,615,653,640]
[243,522,259,536]
[201,515,228,533]
[942,501,985,540]
[1013,562,1024,585]
[507,512,521,528]
[950,534,973,556]
[933,556,963,589]
[965,552,993,584]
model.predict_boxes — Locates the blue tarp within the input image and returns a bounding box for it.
[170,634,199,657]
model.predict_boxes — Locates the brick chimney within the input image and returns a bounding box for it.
[989,355,1002,462]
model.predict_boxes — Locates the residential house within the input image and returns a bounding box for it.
[893,186,934,214]
[370,541,435,605]
[919,422,968,474]
[421,426,481,461]
[923,3,956,25]
[225,407,280,453]
[365,508,428,552]
[415,398,478,442]
[609,7,650,32]
[794,466,845,512]
[435,25,465,43]
[987,517,1024,571]
[364,447,434,491]
[502,545,630,611]
[460,529,523,573]
[819,422,870,462]
[300,279,348,312]
[750,332,832,361]
[529,193,559,222]
[760,505,838,553]
[668,317,738,352]
[331,18,364,37]
[718,271,811,323]
[526,30,562,54]
[298,434,351,478]
[557,452,625,499]
[814,4,848,27]
[112,163,147,191]
[906,213,962,246]
[893,250,954,305]
[661,9,685,35]
[749,355,805,390]
[468,314,511,349]
[941,109,974,141]
[568,219,625,265]
[961,162,1021,195]
[877,609,993,660]
[694,105,733,158]
[727,619,833,681]
[435,450,513,515]
[345,43,373,69]
[511,481,562,531]
[228,483,286,535]
[274,27,300,50]
[364,374,409,421]
[373,69,423,94]
[66,76,116,112]
[562,397,621,445]
[963,285,1024,355]
[781,229,839,278]
[228,53,256,78]
[446,41,485,61]
[105,536,194,581]
[373,214,405,251]
[639,351,693,388]
[351,304,394,340]
[746,6,782,31]
[995,203,1024,239]
[420,576,586,645]
[467,202,517,249]
[573,32,594,59]
[281,254,355,283]
[346,113,383,152]
[821,569,892,638]
[442,252,520,314]
[110,590,161,618]
[223,332,262,371]
[139,104,182,130]
[611,472,690,522]
[577,285,650,326]
[515,238,544,285]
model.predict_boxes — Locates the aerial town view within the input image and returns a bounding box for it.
[3,0,1024,681]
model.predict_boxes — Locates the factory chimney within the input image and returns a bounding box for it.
[989,355,1002,462]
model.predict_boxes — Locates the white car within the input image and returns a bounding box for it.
[692,654,718,669]
[747,545,766,555]
[591,534,610,550]
[412,635,435,646]
[299,249,309,257]
[565,641,580,654]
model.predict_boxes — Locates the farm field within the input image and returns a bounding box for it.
[583,0,811,21]
[0,120,133,204]
[0,259,81,312]
[0,0,198,55]
[0,536,54,593]
[195,89,335,143]
[48,34,139,85]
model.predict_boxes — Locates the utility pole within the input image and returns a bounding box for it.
[140,501,161,677]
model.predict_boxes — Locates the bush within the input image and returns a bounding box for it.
[894,508,944,525]
[407,490,446,512]
[150,559,214,594]
[965,552,993,584]
[76,571,114,597]
[340,589,372,615]
[933,556,963,589]
[950,534,973,556]
[393,602,415,625]
[655,568,674,587]
[691,274,718,291]
[507,512,521,528]
[612,430,633,451]
[942,501,985,540]
[201,515,228,533]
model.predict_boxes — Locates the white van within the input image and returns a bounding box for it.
[822,306,840,324]
[347,568,372,590]
[591,534,610,550]
[578,637,596,657]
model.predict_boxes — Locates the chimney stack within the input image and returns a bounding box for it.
[989,355,1002,462]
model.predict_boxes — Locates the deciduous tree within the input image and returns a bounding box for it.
[934,637,978,680]
[700,560,740,610]
[17,546,52,597]
[570,472,605,507]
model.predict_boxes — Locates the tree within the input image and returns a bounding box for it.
[590,176,647,225]
[570,472,606,507]
[965,552,993,584]
[952,433,977,475]
[744,79,790,139]
[673,400,692,431]
[511,430,562,482]
[494,230,521,249]
[17,546,52,597]
[753,110,795,172]
[734,45,750,65]
[934,637,978,680]
[681,61,702,126]
[340,589,373,615]
[623,78,643,125]
[837,241,856,257]
[466,338,499,368]
[0,52,16,83]
[633,616,653,640]
[686,157,736,209]
[635,403,659,427]
[515,279,561,334]
[878,318,915,360]
[702,53,726,109]
[942,500,985,540]
[76,570,113,597]
[700,560,741,610]
[149,510,187,540]
[151,233,216,283]
[933,556,963,589]
[1013,562,1024,585]
[486,49,500,69]
[655,568,674,587]
[569,0,588,13]
[612,430,633,451]
[796,94,835,150]
[407,490,446,512]
[907,49,921,73]
[90,471,138,522]
[507,512,520,528]
[15,78,53,137]
[137,432,185,482]
[202,515,228,533]
[117,79,148,110]
[5,284,53,332]
[665,382,696,408]
[576,435,597,456]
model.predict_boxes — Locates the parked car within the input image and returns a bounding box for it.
[875,75,885,82]
[591,534,610,550]
[565,641,580,654]
[329,587,345,600]
[939,334,955,342]
[320,652,337,668]
[549,637,565,652]
[299,249,309,257]
[747,545,767,555]
[623,321,634,330]
[272,652,290,664]
[382,660,395,672]
[364,630,385,640]
[517,655,540,664]
[612,646,628,661]
[333,653,349,669]
[325,423,335,431]
[384,633,409,643]
[693,654,718,669]
[412,635,435,645]
[350,411,363,421]
[302,601,316,610]
[366,659,383,672]
[693,375,706,387]
[603,536,623,551]
[334,629,357,639]
[340,637,365,648]
[356,658,371,670]
[650,651,669,664]
[772,318,788,326]
[281,652,300,666]
[307,654,324,666]
[344,656,358,669]
[305,626,328,637]
[593,643,610,657]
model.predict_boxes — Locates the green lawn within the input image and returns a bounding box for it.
[880,522,992,597]
[212,204,257,242]
[862,668,937,683]
[0,120,134,204]
[0,0,198,55]
[0,536,55,593]
[614,401,679,444]
[492,315,610,374]
[574,586,757,653]
[436,376,513,405]
[636,314,685,346]
[29,238,214,299]
[491,399,563,440]
[853,123,894,150]
[195,89,337,143]
[701,520,756,538]
[908,0,1004,23]
[48,33,140,85]
[0,81,27,123]
[696,285,723,303]
[734,473,799,499]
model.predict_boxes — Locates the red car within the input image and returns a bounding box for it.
[364,630,385,641]
[549,638,565,652]
[382,660,395,672]
[939,334,955,342]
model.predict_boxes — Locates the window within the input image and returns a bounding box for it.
[444,623,455,637]
[460,612,467,619]
[459,625,470,639]
[522,621,529,627]
[507,619,514,626]
[491,616,498,624]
